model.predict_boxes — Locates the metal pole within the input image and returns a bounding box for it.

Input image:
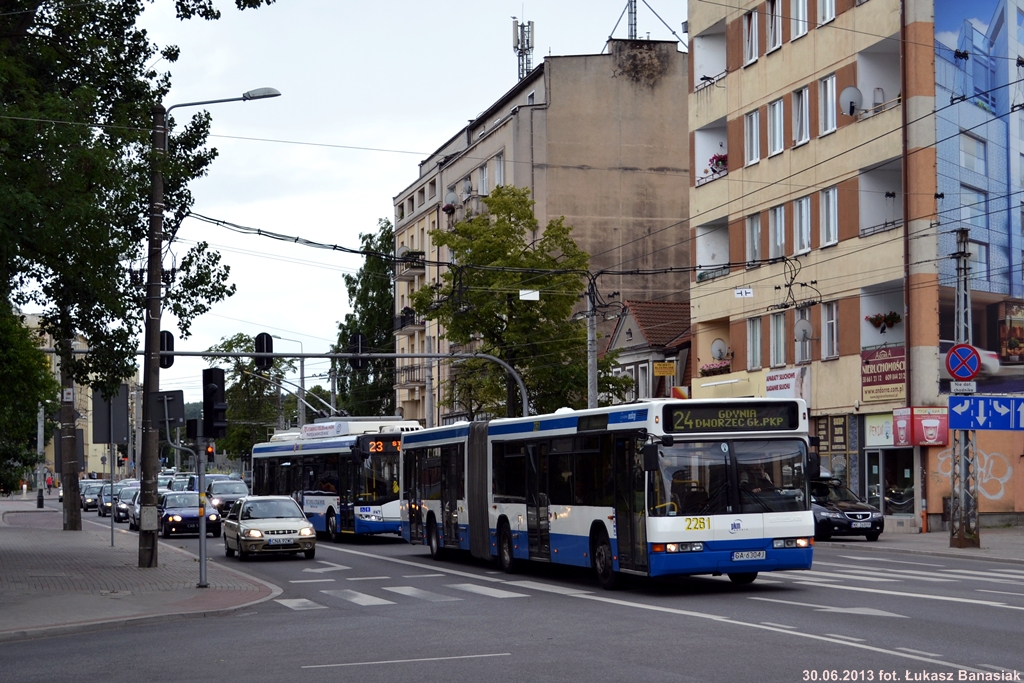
[587,281,598,409]
[110,405,115,547]
[198,445,207,588]
[425,336,435,428]
[298,355,305,427]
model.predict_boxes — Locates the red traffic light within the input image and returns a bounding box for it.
[205,445,215,463]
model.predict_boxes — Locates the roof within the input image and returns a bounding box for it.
[622,300,691,347]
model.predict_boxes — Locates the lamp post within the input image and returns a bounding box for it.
[272,335,305,427]
[139,87,280,568]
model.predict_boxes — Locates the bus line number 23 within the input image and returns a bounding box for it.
[367,440,401,453]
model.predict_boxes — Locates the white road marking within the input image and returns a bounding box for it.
[288,579,336,584]
[835,569,957,583]
[402,573,446,578]
[897,647,943,657]
[382,586,462,602]
[837,555,945,567]
[323,545,508,583]
[446,583,529,599]
[302,561,350,574]
[750,596,907,618]
[275,598,327,610]
[791,581,1024,611]
[977,589,1024,597]
[760,622,796,629]
[824,634,866,642]
[939,569,1024,584]
[346,576,391,581]
[303,653,511,669]
[320,589,396,606]
[504,580,592,595]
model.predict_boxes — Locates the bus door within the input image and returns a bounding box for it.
[404,448,423,543]
[440,444,464,548]
[339,455,357,533]
[613,435,647,573]
[525,442,551,558]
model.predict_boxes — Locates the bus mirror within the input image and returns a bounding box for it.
[661,435,674,446]
[642,444,660,472]
[807,451,821,481]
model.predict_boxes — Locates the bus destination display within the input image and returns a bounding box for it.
[357,435,401,454]
[664,402,799,433]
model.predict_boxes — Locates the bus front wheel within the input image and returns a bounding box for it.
[427,520,444,560]
[592,529,621,590]
[728,572,758,585]
[498,524,518,574]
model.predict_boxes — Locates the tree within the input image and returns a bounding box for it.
[411,185,630,417]
[335,219,395,417]
[0,307,59,491]
[204,334,294,459]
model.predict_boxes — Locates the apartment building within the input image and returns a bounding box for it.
[687,0,1023,530]
[394,38,690,425]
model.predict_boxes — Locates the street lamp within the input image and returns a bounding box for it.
[139,87,280,568]
[272,335,305,428]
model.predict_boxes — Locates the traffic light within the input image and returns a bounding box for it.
[347,332,368,370]
[205,444,215,463]
[254,332,273,371]
[159,330,174,369]
[202,368,228,439]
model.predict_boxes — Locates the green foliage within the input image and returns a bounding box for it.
[0,308,59,491]
[335,219,396,417]
[203,333,295,459]
[0,0,270,398]
[411,185,629,416]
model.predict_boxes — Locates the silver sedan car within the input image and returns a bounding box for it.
[223,496,316,561]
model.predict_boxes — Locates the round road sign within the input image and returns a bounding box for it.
[945,343,981,381]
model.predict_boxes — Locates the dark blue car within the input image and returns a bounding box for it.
[157,491,222,538]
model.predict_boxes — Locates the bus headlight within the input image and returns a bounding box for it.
[773,538,811,548]
[653,542,704,553]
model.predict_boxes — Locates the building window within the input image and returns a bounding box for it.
[1019,154,1024,188]
[745,110,760,165]
[743,10,758,64]
[794,196,811,254]
[795,307,812,363]
[820,186,838,246]
[767,0,782,51]
[768,98,784,156]
[428,180,437,198]
[822,302,839,359]
[969,241,989,278]
[769,205,786,259]
[639,365,649,399]
[494,153,504,186]
[479,164,489,195]
[960,134,987,175]
[961,186,987,228]
[793,87,809,144]
[527,91,535,105]
[625,366,636,402]
[770,313,786,367]
[746,214,762,264]
[747,318,762,370]
[792,0,808,38]
[819,0,835,24]
[820,74,837,134]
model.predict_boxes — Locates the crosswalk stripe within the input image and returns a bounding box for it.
[383,586,463,602]
[303,561,350,574]
[275,598,327,610]
[446,583,529,598]
[321,589,396,606]
[836,569,957,583]
[504,580,591,595]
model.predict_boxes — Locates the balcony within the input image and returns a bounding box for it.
[394,309,426,335]
[394,251,425,281]
[395,363,427,388]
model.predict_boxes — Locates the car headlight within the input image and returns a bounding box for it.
[820,511,844,519]
[170,515,182,522]
[117,503,128,509]
[211,498,222,507]
[208,514,219,521]
[299,527,314,537]
[243,528,263,538]
[871,511,883,519]
[104,502,112,507]
[85,498,94,503]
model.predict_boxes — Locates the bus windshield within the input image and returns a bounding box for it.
[359,453,399,504]
[648,439,808,517]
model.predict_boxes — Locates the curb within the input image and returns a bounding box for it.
[820,540,1024,566]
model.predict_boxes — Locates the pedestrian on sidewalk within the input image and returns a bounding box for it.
[46,475,53,494]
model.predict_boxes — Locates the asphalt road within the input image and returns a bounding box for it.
[7,503,1022,683]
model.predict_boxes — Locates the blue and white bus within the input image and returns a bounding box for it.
[252,417,421,539]
[400,398,818,588]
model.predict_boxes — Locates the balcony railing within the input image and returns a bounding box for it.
[394,251,426,281]
[394,310,426,334]
[695,167,727,187]
[395,363,426,387]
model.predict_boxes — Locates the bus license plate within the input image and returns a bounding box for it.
[267,537,292,545]
[731,551,766,561]
[851,522,871,528]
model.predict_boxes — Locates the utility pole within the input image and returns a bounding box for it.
[587,279,598,409]
[950,227,980,548]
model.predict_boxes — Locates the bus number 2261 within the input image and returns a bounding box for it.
[685,517,711,531]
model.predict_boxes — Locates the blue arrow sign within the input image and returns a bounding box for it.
[948,396,1024,431]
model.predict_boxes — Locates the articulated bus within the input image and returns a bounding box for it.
[252,417,421,539]
[400,398,818,588]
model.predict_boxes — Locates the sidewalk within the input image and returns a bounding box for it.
[0,496,281,644]
[1,495,1021,644]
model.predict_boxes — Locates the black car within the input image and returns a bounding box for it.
[80,482,105,511]
[157,491,221,538]
[207,480,249,516]
[811,479,884,542]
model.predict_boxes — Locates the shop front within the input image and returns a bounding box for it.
[863,412,921,533]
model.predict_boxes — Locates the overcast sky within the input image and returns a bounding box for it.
[137,0,688,404]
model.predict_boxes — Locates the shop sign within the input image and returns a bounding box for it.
[892,407,949,446]
[861,346,906,403]
[864,413,894,446]
[765,366,812,404]
[653,362,675,377]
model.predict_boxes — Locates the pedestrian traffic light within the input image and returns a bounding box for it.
[205,444,215,463]
[254,332,273,371]
[202,368,228,439]
[159,330,174,369]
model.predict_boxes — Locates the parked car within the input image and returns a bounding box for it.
[223,496,316,561]
[939,340,1001,380]
[80,482,104,511]
[157,491,221,538]
[811,479,884,542]
[207,480,249,515]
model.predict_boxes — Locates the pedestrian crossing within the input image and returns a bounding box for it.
[766,557,1024,590]
[275,581,533,610]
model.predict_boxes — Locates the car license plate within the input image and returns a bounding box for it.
[267,537,292,545]
[186,523,197,529]
[851,522,871,528]
[731,551,766,561]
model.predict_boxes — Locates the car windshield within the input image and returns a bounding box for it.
[83,484,102,494]
[812,481,862,504]
[119,488,139,501]
[163,493,200,508]
[241,500,303,520]
[211,482,248,495]
[169,479,188,491]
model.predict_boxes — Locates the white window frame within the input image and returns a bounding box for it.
[795,307,812,363]
[818,0,836,25]
[769,204,786,259]
[770,313,787,367]
[768,98,784,156]
[822,302,839,359]
[745,110,761,165]
[767,0,782,52]
[794,196,811,254]
[960,133,986,175]
[820,74,837,135]
[820,186,838,246]
[478,163,489,195]
[793,87,810,145]
[747,318,763,370]
[791,0,808,39]
[746,214,762,264]
[638,365,649,399]
[494,153,504,187]
[743,10,758,65]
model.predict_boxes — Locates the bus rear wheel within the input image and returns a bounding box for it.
[427,520,444,560]
[326,509,338,542]
[498,524,518,574]
[728,572,758,584]
[592,529,621,590]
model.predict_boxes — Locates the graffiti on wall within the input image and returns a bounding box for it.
[932,446,1014,500]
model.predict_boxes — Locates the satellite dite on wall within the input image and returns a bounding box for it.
[794,318,816,342]
[839,86,864,117]
[710,338,728,360]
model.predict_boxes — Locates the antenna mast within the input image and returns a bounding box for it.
[628,0,637,39]
[513,17,535,81]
